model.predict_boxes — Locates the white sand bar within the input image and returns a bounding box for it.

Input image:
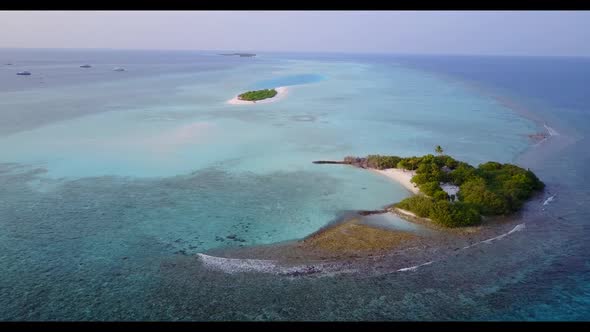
[227,86,288,105]
[372,168,420,194]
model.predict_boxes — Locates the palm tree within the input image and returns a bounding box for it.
[435,145,444,155]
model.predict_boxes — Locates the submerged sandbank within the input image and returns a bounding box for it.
[227,86,288,105]
[198,157,541,272]
[301,217,419,255]
[202,214,425,266]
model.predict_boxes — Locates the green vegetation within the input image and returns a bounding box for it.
[361,147,544,228]
[435,145,443,155]
[366,155,402,169]
[395,196,481,227]
[238,89,278,101]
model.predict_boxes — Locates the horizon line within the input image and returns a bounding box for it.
[1,46,589,59]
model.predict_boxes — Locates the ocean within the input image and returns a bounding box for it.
[0,48,588,320]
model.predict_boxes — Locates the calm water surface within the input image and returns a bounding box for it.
[0,48,588,320]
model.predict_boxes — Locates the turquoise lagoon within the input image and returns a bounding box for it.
[0,49,569,320]
[0,54,535,251]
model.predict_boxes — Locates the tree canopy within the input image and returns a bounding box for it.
[354,151,544,227]
[435,145,443,155]
[238,89,278,101]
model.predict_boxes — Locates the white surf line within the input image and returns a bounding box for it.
[544,123,560,136]
[396,223,527,273]
[543,195,556,206]
[199,222,527,276]
[535,123,559,146]
[197,253,280,274]
[462,223,526,249]
[535,136,549,146]
[534,123,559,146]
[196,253,357,277]
[396,260,434,272]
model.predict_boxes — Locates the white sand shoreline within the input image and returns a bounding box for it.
[227,86,288,105]
[371,168,459,199]
[371,168,420,195]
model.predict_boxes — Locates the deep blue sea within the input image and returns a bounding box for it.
[0,48,588,320]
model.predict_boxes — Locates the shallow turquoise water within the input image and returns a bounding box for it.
[252,73,325,89]
[359,213,430,235]
[0,56,535,251]
[1,49,568,320]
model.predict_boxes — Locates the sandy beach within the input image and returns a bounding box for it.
[372,168,420,194]
[227,86,288,105]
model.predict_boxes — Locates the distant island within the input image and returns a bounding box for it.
[227,87,288,105]
[219,53,256,57]
[314,146,544,228]
[238,89,278,102]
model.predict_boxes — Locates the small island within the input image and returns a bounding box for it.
[227,87,287,105]
[238,89,278,102]
[199,147,546,271]
[315,146,545,228]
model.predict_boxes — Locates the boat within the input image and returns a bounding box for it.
[16,71,31,76]
[80,64,92,68]
[113,67,125,72]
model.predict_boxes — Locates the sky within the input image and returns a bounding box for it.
[1,11,589,56]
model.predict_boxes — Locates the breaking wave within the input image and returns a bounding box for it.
[196,253,356,277]
[543,195,556,206]
[463,223,526,249]
[544,124,560,136]
[397,261,434,272]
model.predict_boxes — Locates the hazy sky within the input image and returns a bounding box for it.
[1,11,589,56]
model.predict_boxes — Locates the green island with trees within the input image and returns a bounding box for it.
[339,146,545,228]
[238,89,278,101]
